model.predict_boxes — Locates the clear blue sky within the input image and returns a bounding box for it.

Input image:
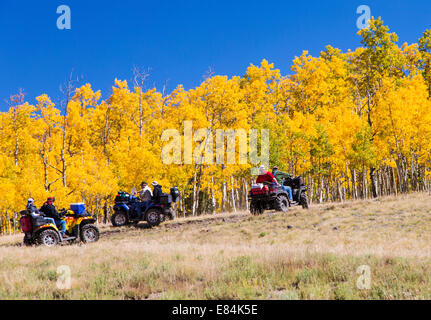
[0,0,430,110]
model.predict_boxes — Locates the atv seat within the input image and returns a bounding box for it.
[160,193,173,206]
[32,216,55,227]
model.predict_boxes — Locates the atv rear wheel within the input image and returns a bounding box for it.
[36,229,60,247]
[80,224,100,243]
[300,192,309,209]
[274,194,289,212]
[111,211,128,227]
[250,201,264,215]
[146,209,161,227]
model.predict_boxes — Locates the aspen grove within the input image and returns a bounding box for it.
[1,18,431,234]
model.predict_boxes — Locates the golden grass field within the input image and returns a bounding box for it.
[1,192,431,299]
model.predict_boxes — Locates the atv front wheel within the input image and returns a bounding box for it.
[274,194,289,212]
[300,192,309,209]
[80,224,100,243]
[146,209,161,227]
[36,229,60,247]
[111,212,128,227]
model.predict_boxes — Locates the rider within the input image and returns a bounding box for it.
[272,166,293,201]
[39,197,67,238]
[139,181,153,202]
[26,198,56,226]
[26,197,40,214]
[151,181,163,203]
[134,181,153,220]
[256,165,278,184]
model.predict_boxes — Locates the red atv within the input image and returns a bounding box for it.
[248,182,290,215]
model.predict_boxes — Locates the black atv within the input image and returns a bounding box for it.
[282,175,309,209]
[111,187,179,227]
[248,182,290,215]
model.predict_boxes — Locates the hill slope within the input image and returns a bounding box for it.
[1,192,431,299]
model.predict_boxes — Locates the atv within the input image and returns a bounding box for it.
[248,182,290,215]
[282,175,309,209]
[110,186,179,228]
[19,206,100,247]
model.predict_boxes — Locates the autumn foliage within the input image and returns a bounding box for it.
[1,18,431,233]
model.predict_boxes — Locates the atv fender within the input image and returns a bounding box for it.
[77,217,96,225]
[34,226,63,242]
[33,223,59,234]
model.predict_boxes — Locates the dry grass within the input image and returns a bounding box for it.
[1,192,431,299]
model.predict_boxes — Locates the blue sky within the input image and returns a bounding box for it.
[0,0,430,110]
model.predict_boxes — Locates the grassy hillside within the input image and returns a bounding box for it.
[1,192,431,299]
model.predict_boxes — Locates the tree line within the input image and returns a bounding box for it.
[1,17,431,234]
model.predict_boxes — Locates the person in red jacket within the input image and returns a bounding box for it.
[256,165,278,184]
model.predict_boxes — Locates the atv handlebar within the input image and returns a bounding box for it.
[58,208,68,217]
